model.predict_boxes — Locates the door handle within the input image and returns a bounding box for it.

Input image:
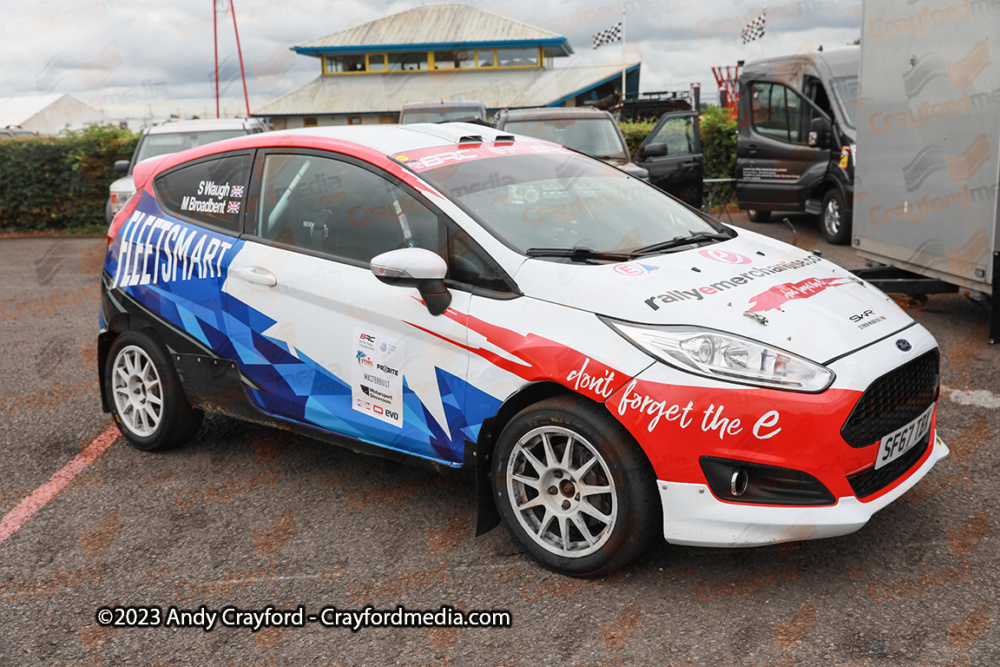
[233,266,277,287]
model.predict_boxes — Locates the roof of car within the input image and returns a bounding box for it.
[146,117,261,135]
[401,100,486,110]
[498,107,611,121]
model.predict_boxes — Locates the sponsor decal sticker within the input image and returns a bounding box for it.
[747,277,852,313]
[351,327,404,427]
[615,263,659,276]
[643,255,823,311]
[699,248,751,265]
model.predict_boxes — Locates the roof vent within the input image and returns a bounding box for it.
[495,134,515,143]
[457,135,484,144]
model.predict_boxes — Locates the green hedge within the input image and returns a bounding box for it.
[0,125,139,232]
[618,105,737,179]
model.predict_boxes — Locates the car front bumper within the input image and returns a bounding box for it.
[657,433,949,547]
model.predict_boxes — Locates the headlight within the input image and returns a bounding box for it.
[110,190,136,214]
[603,320,834,392]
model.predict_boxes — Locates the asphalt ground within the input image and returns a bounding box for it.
[1,215,997,667]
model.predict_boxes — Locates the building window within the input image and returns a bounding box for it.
[322,48,542,75]
[348,116,363,125]
[433,50,475,70]
[476,50,496,68]
[387,52,428,71]
[497,47,539,68]
[325,54,366,73]
[303,117,318,127]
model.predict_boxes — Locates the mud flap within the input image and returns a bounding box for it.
[467,438,500,536]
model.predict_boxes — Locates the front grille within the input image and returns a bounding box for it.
[847,431,931,499]
[841,350,939,448]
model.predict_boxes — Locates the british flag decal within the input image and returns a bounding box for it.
[231,185,244,198]
[227,201,240,214]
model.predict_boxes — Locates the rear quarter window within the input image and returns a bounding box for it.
[154,154,251,232]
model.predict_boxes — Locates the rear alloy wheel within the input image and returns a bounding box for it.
[747,208,771,223]
[105,331,203,451]
[820,190,852,245]
[493,396,660,576]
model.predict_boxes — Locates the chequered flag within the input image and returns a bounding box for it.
[593,21,622,49]
[741,11,766,45]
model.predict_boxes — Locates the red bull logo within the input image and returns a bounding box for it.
[748,277,852,313]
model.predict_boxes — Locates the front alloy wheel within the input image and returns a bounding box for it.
[506,426,618,558]
[493,396,660,576]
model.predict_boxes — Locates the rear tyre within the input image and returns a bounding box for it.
[747,209,771,223]
[492,395,660,576]
[104,331,203,451]
[820,190,852,245]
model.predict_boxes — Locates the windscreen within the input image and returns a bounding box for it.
[501,118,628,160]
[830,77,859,129]
[397,145,716,254]
[135,130,247,164]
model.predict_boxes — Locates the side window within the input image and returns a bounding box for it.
[649,116,695,156]
[447,226,511,294]
[750,83,814,145]
[255,153,441,263]
[154,154,250,232]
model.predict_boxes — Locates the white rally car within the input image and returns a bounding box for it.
[99,124,947,575]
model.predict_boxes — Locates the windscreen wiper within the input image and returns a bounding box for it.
[526,246,630,262]
[629,231,733,258]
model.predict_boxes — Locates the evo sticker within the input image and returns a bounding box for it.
[352,327,405,427]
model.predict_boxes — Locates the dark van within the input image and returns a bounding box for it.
[736,47,859,244]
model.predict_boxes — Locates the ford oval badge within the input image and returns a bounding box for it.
[896,339,912,352]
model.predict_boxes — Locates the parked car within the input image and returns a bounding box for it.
[100,123,947,576]
[736,47,859,244]
[493,107,651,183]
[633,110,704,207]
[1,127,37,138]
[106,117,265,224]
[399,100,487,124]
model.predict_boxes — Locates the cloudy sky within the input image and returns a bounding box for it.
[1,0,862,122]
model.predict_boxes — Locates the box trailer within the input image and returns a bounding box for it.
[854,0,1000,342]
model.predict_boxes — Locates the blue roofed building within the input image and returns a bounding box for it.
[255,3,640,128]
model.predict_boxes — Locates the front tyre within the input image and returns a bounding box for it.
[104,331,203,451]
[492,396,660,576]
[747,208,771,223]
[820,190,852,245]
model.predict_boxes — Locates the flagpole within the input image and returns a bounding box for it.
[621,9,627,110]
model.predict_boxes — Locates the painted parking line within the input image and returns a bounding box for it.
[0,425,118,546]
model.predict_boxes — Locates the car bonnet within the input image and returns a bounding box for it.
[511,228,913,364]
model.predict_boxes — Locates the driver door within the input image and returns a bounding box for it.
[736,80,832,211]
[221,149,472,465]
[636,111,704,207]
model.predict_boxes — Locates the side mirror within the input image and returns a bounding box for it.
[641,142,669,158]
[370,248,452,316]
[114,160,130,174]
[808,117,832,149]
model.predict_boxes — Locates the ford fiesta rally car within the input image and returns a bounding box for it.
[99,124,948,576]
